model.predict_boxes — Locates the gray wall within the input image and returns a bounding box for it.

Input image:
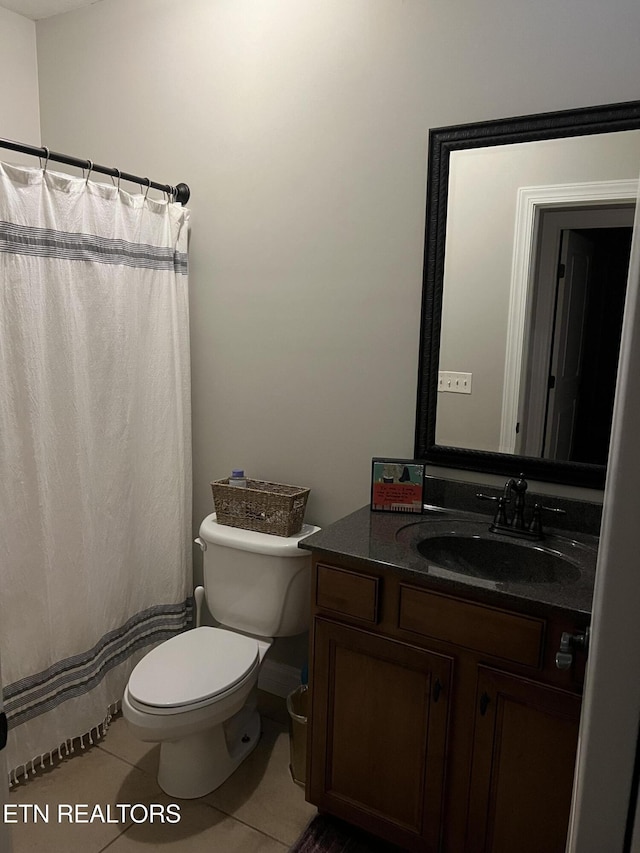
[18,0,640,664]
[33,0,640,531]
[0,6,40,154]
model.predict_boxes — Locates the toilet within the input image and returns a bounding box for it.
[122,512,319,799]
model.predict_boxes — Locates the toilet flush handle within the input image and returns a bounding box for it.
[194,586,205,628]
[193,539,206,628]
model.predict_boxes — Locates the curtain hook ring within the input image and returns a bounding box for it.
[111,168,121,191]
[40,146,50,174]
[85,160,93,185]
[143,177,151,201]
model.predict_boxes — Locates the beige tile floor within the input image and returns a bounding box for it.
[7,692,317,853]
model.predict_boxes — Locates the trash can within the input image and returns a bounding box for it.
[286,684,308,786]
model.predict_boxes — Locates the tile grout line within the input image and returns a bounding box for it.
[197,798,292,848]
[94,821,133,853]
[95,742,158,778]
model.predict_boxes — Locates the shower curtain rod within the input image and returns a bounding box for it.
[0,136,190,204]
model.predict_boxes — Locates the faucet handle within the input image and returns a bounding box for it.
[540,504,566,517]
[476,493,509,527]
[528,503,567,537]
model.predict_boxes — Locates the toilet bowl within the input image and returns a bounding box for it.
[122,513,319,799]
[123,626,271,799]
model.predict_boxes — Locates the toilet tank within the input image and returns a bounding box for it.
[198,513,320,637]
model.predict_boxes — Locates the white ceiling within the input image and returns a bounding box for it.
[0,0,97,20]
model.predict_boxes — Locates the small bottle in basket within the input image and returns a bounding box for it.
[229,469,247,488]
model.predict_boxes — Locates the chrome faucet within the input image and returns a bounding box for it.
[476,474,565,540]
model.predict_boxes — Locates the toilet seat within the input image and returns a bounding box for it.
[127,626,260,715]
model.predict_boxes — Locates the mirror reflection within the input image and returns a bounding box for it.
[416,102,640,488]
[436,131,637,464]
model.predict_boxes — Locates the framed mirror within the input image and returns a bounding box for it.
[415,100,640,489]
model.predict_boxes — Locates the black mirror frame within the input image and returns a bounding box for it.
[415,100,640,490]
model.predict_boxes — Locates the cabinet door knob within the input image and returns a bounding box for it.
[479,692,491,716]
[433,678,442,703]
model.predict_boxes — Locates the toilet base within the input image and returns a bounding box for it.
[157,704,262,799]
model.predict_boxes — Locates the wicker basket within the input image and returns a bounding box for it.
[210,478,310,537]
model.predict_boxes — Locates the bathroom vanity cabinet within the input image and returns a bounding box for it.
[306,554,588,853]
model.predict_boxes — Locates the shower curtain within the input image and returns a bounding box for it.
[0,161,192,783]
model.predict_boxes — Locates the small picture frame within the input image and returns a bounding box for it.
[371,458,425,513]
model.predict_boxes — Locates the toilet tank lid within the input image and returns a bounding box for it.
[198,514,320,557]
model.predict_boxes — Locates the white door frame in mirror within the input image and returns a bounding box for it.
[499,179,638,454]
[519,206,634,458]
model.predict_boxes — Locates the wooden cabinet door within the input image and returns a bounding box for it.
[308,618,452,852]
[466,666,581,853]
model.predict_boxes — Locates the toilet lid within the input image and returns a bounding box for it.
[128,627,260,709]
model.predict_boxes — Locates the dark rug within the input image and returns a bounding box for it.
[289,814,403,852]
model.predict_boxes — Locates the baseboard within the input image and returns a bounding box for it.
[258,659,301,698]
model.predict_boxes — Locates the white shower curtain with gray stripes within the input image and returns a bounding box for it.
[0,161,192,783]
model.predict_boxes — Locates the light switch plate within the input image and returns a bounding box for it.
[438,371,472,394]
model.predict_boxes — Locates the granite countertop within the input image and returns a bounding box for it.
[299,501,599,620]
